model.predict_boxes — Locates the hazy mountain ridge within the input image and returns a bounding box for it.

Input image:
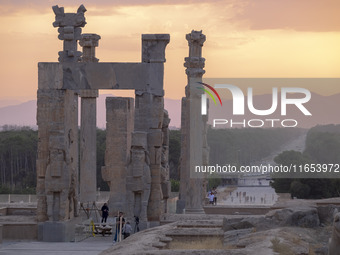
[0,92,338,129]
[0,95,182,129]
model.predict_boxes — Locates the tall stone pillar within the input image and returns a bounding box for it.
[37,86,79,241]
[79,34,100,203]
[36,5,86,242]
[79,90,98,203]
[161,110,171,214]
[134,34,169,226]
[102,97,134,214]
[177,30,207,214]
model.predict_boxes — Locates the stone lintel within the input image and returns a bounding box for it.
[38,62,164,96]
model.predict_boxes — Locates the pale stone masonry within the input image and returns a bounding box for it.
[161,110,171,214]
[36,5,170,241]
[102,97,134,215]
[177,30,208,214]
[126,131,151,230]
[79,34,100,203]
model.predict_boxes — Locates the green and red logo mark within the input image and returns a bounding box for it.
[197,82,222,115]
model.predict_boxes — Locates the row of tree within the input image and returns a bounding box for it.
[0,127,37,193]
[271,124,340,198]
[2,124,338,199]
[169,127,304,181]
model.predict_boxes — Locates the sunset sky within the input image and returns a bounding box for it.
[0,0,339,102]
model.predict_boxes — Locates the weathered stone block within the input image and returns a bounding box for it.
[36,159,47,178]
[38,63,63,90]
[78,89,98,98]
[142,34,170,63]
[101,166,111,182]
[147,130,162,147]
[40,220,75,242]
[149,147,162,165]
[131,132,147,148]
[132,177,143,192]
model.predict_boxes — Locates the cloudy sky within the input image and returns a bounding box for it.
[0,0,339,101]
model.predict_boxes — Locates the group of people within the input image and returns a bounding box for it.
[208,187,218,205]
[100,203,133,242]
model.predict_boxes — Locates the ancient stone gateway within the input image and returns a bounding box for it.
[36,5,170,241]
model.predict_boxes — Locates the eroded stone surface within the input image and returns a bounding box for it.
[177,30,207,214]
[52,5,86,62]
[102,97,134,214]
[38,4,171,240]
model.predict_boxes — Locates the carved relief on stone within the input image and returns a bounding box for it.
[126,132,151,226]
[52,5,87,62]
[161,110,170,202]
[186,30,206,57]
[184,30,206,78]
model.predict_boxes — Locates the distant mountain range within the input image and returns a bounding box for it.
[0,92,339,129]
[0,95,182,129]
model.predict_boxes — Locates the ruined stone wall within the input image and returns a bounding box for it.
[37,5,170,241]
[37,89,78,222]
[102,97,134,214]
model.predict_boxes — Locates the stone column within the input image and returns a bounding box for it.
[79,33,100,63]
[161,110,171,214]
[134,34,169,226]
[79,90,98,203]
[102,97,134,214]
[37,87,79,240]
[177,30,206,214]
[78,34,100,203]
[36,5,85,242]
[37,66,79,220]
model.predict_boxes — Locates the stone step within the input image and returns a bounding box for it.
[165,227,224,237]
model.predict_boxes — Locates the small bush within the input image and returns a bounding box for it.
[171,179,180,192]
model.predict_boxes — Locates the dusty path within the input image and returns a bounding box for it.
[258,130,307,165]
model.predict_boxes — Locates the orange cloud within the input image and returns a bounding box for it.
[235,0,340,32]
[0,1,339,102]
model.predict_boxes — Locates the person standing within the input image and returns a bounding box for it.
[113,212,125,243]
[101,203,109,223]
[122,221,132,239]
[212,187,218,205]
[208,192,214,205]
